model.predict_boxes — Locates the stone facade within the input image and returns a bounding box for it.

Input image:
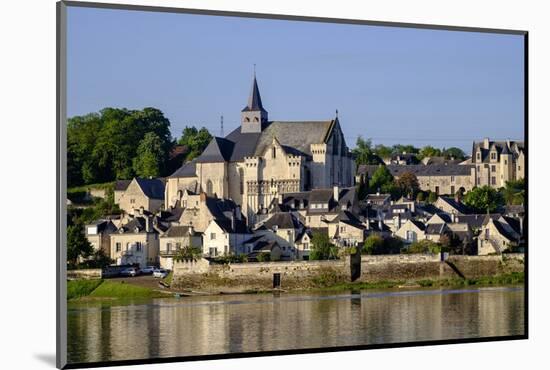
[166,75,355,225]
[472,138,524,188]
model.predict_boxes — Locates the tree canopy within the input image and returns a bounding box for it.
[462,186,504,213]
[369,166,394,193]
[501,179,525,205]
[310,232,338,260]
[177,126,213,161]
[67,107,173,187]
[395,171,420,198]
[67,225,94,265]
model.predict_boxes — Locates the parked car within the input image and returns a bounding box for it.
[120,267,140,277]
[141,266,156,275]
[153,268,168,278]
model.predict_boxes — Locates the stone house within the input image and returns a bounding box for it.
[165,74,355,225]
[433,196,470,215]
[395,219,427,244]
[114,177,165,214]
[84,219,117,256]
[477,215,521,255]
[253,212,304,260]
[326,210,366,247]
[202,217,251,258]
[471,138,524,188]
[110,215,160,268]
[159,225,202,270]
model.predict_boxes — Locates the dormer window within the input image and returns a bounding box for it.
[476,152,481,161]
[490,152,497,160]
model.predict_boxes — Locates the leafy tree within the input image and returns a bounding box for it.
[418,145,442,159]
[501,179,525,205]
[352,136,382,166]
[441,147,466,160]
[369,166,394,193]
[395,172,420,198]
[392,144,419,155]
[406,240,441,254]
[310,232,338,260]
[256,252,271,262]
[178,126,213,161]
[463,186,504,213]
[416,191,426,202]
[67,225,94,265]
[373,144,393,160]
[362,234,384,255]
[133,132,166,178]
[427,191,438,203]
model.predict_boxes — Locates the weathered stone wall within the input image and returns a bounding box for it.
[172,254,525,291]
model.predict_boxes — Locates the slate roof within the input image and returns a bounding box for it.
[409,220,426,231]
[437,197,471,214]
[163,225,194,238]
[86,219,117,234]
[114,180,132,191]
[330,210,365,229]
[169,160,197,178]
[425,223,448,235]
[195,137,234,163]
[456,214,500,229]
[253,120,334,157]
[386,164,475,177]
[261,212,302,230]
[356,164,384,177]
[135,178,165,200]
[242,75,267,113]
[422,157,463,165]
[473,140,524,163]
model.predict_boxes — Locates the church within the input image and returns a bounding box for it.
[165,74,356,224]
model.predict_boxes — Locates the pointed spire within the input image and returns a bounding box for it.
[242,67,266,113]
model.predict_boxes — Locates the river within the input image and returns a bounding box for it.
[67,286,525,364]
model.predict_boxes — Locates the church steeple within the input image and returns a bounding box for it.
[241,69,268,133]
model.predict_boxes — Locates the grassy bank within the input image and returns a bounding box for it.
[67,279,170,301]
[308,271,525,293]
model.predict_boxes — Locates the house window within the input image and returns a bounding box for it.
[206,180,213,196]
[406,230,416,242]
[304,243,309,250]
[176,242,181,250]
[518,166,521,171]
[491,176,496,185]
[491,152,497,160]
[239,169,244,195]
[435,186,439,195]
[272,147,276,158]
[504,159,508,165]
[211,233,216,240]
[477,177,481,185]
[126,242,130,251]
[476,153,481,161]
[136,242,142,252]
[167,242,172,252]
[491,165,496,172]
[451,186,455,195]
[209,247,217,256]
[116,242,121,252]
[340,226,346,232]
[450,176,455,182]
[130,199,135,204]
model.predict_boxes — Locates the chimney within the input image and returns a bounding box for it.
[188,224,195,236]
[483,137,490,149]
[139,206,144,215]
[378,219,383,231]
[333,185,339,202]
[145,216,151,232]
[394,214,401,230]
[230,214,235,232]
[451,213,456,223]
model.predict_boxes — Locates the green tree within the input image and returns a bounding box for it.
[352,136,382,166]
[463,186,504,213]
[392,144,419,154]
[501,179,525,205]
[178,126,213,161]
[369,165,394,193]
[67,225,94,265]
[362,234,384,255]
[256,252,271,262]
[406,240,441,254]
[427,191,438,203]
[416,191,426,202]
[442,147,466,160]
[310,232,338,260]
[373,144,393,160]
[395,172,420,198]
[418,145,442,159]
[133,132,166,178]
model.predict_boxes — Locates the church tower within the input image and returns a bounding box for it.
[241,72,268,133]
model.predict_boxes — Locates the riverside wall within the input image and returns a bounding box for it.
[172,254,524,291]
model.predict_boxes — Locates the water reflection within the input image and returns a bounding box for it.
[67,286,524,364]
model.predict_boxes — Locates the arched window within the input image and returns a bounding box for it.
[254,117,259,122]
[206,180,213,196]
[245,117,250,122]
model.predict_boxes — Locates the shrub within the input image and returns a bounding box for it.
[363,235,384,255]
[406,239,441,254]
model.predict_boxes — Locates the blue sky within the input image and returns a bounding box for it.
[67,6,524,152]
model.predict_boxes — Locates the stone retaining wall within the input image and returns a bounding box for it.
[172,254,525,291]
[67,269,102,280]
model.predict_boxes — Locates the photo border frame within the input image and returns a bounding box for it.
[56,1,529,368]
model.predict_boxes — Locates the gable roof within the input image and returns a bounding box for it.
[114,179,132,191]
[409,219,426,231]
[195,137,234,163]
[436,196,470,214]
[163,225,194,238]
[261,212,302,230]
[169,159,197,178]
[134,178,165,200]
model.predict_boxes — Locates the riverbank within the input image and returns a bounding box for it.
[68,271,524,301]
[67,279,172,301]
